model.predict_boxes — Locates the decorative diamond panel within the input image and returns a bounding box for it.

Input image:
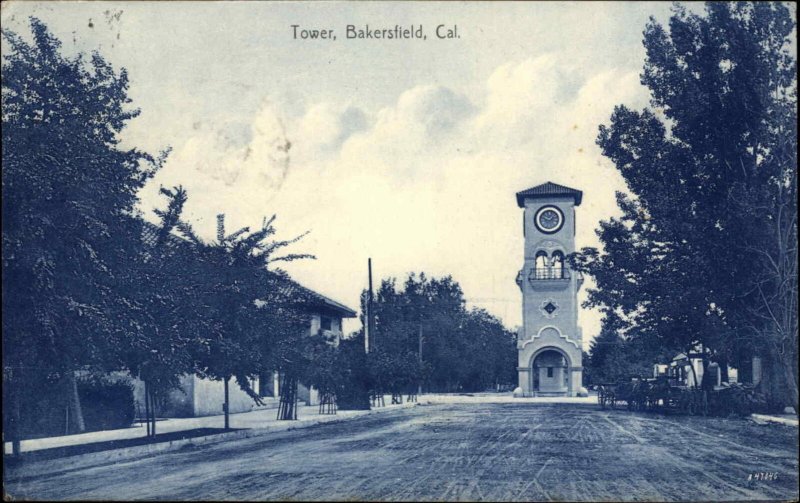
[539,298,560,319]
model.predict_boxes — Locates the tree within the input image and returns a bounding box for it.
[2,18,164,451]
[119,186,202,438]
[300,335,342,413]
[335,333,372,411]
[175,213,313,427]
[584,313,658,385]
[265,286,317,421]
[365,273,517,395]
[571,2,797,407]
[460,309,518,391]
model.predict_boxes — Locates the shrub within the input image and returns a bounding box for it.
[78,376,136,432]
[709,383,770,417]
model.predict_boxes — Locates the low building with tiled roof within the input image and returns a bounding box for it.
[133,219,357,417]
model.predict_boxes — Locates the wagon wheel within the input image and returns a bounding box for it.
[686,394,697,416]
[677,394,687,414]
[668,395,680,413]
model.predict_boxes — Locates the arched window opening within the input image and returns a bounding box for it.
[535,251,548,279]
[551,251,564,279]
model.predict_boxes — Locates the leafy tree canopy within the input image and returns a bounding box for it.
[2,17,164,376]
[361,273,516,394]
[571,2,797,406]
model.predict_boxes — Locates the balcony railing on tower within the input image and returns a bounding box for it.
[529,267,571,281]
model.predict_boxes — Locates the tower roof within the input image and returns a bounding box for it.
[515,181,583,207]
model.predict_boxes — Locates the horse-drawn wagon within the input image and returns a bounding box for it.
[598,376,709,415]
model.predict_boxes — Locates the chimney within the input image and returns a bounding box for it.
[217,214,225,242]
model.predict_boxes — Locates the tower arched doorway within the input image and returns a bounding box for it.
[530,347,570,396]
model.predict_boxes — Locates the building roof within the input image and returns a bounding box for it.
[515,181,583,207]
[140,220,357,318]
[275,279,357,318]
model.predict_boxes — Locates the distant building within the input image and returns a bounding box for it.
[513,182,585,397]
[130,222,357,418]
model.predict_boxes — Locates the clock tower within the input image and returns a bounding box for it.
[514,182,584,397]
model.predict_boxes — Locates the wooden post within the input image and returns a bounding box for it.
[277,373,298,421]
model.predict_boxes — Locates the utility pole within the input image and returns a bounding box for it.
[366,258,374,353]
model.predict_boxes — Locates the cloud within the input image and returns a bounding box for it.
[139,53,652,346]
[296,103,367,154]
[288,55,648,342]
[393,85,476,138]
[137,101,291,239]
[473,54,581,148]
[331,85,476,182]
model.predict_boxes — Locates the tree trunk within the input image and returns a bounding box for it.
[719,356,729,383]
[10,380,22,457]
[781,353,799,412]
[224,376,230,430]
[418,324,423,396]
[144,380,151,438]
[150,386,157,437]
[66,371,85,434]
[700,357,714,392]
[144,381,158,439]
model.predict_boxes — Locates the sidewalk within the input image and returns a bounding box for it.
[4,398,414,456]
[751,413,799,427]
[420,392,598,405]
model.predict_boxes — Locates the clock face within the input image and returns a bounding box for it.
[535,206,564,233]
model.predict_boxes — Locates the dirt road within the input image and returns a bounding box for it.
[5,403,798,501]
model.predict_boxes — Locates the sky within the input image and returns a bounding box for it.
[1,1,694,347]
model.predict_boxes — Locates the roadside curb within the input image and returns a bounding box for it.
[750,413,799,427]
[5,402,417,479]
[419,395,598,405]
